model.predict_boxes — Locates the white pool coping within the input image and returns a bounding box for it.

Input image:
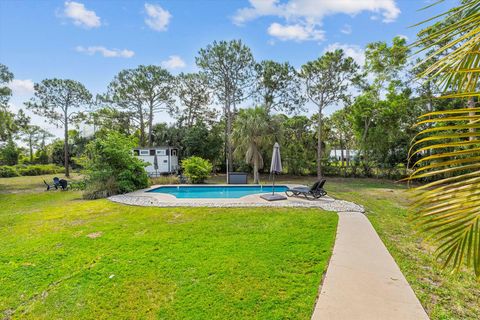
[108,184,365,212]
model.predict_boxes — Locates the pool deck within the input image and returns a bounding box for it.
[108,184,365,212]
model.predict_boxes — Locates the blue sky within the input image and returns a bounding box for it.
[0,0,456,136]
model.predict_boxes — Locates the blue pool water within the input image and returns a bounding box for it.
[148,185,288,198]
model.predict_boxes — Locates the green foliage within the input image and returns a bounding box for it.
[0,165,19,177]
[181,156,212,183]
[408,0,480,278]
[103,65,175,147]
[278,115,317,175]
[0,164,64,177]
[150,175,180,185]
[300,49,360,177]
[16,164,64,176]
[25,78,92,177]
[232,107,273,183]
[82,132,149,199]
[0,139,20,165]
[175,72,216,127]
[50,139,71,167]
[0,63,13,109]
[254,60,305,114]
[183,122,223,164]
[196,39,256,170]
[35,150,49,164]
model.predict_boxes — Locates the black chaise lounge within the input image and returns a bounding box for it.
[44,177,68,191]
[285,179,327,200]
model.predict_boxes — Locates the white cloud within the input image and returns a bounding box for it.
[76,46,135,58]
[8,79,35,96]
[324,43,365,66]
[62,1,101,28]
[161,55,186,69]
[397,34,409,41]
[268,22,324,42]
[144,3,171,31]
[341,24,352,34]
[233,0,281,25]
[233,0,400,41]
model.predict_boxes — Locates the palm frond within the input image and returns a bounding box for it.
[409,0,480,278]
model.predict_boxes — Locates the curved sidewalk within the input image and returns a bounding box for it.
[312,211,429,320]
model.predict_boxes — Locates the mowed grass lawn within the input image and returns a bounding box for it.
[0,176,337,319]
[212,175,479,320]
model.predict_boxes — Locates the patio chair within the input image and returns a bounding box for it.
[44,177,60,191]
[285,179,327,200]
[43,177,68,191]
[58,179,68,190]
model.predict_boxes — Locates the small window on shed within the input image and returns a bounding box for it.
[133,150,139,156]
[156,149,166,156]
[163,160,168,163]
[140,150,149,156]
[171,149,177,156]
[150,149,155,156]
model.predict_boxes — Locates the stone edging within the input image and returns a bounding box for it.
[108,194,365,213]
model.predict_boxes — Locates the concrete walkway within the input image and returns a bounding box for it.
[312,212,429,320]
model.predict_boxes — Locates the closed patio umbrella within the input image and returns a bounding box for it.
[261,142,287,201]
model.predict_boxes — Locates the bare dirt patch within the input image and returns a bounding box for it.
[86,231,103,239]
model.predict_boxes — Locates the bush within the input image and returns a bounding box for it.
[0,166,19,177]
[36,150,49,164]
[150,175,180,185]
[82,132,149,199]
[181,156,212,184]
[16,164,65,176]
[0,139,20,165]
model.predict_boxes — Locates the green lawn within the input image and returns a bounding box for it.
[212,174,480,319]
[1,174,478,319]
[327,178,480,320]
[0,176,337,319]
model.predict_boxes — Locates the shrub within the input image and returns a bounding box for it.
[36,150,49,164]
[82,132,149,199]
[0,139,20,165]
[0,166,19,177]
[69,180,86,191]
[181,156,212,184]
[150,175,180,185]
[16,164,65,176]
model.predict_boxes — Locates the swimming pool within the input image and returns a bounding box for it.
[147,185,289,198]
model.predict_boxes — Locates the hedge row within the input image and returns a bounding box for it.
[0,164,65,177]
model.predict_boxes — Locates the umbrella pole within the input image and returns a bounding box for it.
[272,173,275,195]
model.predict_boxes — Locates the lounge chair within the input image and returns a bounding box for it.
[285,179,327,200]
[58,179,68,190]
[43,177,68,191]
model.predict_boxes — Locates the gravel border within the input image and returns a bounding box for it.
[108,194,365,213]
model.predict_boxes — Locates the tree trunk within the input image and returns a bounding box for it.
[253,159,259,184]
[361,118,370,165]
[317,108,323,179]
[64,116,70,177]
[29,136,33,163]
[226,103,233,172]
[340,141,345,167]
[138,105,145,147]
[148,104,154,147]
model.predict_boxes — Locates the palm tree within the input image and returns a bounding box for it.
[409,0,480,278]
[232,107,272,184]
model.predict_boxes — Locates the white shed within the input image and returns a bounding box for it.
[133,146,179,176]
